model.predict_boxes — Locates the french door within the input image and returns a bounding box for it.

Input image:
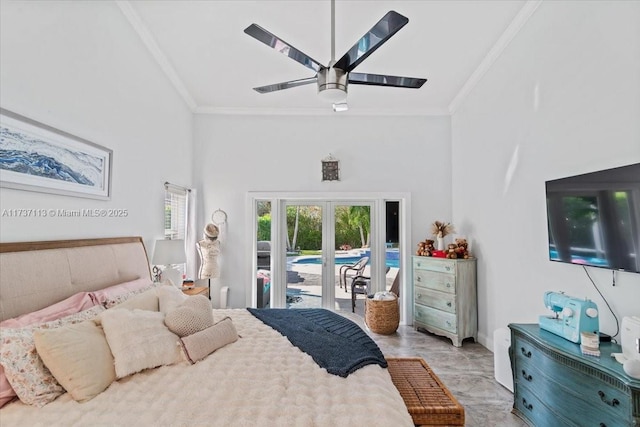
[280,200,375,312]
[250,192,409,323]
[256,199,378,310]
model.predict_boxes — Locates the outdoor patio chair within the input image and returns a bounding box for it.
[350,266,392,312]
[257,240,271,270]
[339,256,369,292]
[350,275,370,312]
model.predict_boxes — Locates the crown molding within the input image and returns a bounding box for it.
[115,0,198,112]
[194,106,450,117]
[448,0,543,115]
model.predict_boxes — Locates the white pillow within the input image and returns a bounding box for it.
[157,285,187,314]
[113,287,160,312]
[100,309,182,379]
[0,305,104,407]
[33,320,115,402]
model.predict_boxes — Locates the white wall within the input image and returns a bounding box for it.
[193,114,451,308]
[452,1,640,348]
[0,1,193,254]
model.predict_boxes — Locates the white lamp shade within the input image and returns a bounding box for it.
[152,239,186,266]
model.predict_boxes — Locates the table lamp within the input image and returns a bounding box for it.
[152,239,186,287]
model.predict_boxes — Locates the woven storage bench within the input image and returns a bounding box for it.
[365,296,399,334]
[386,357,464,426]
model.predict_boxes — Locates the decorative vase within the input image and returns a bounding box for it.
[436,236,444,251]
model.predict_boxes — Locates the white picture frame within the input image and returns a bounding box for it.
[0,108,112,200]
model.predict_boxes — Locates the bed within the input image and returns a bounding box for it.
[0,237,413,426]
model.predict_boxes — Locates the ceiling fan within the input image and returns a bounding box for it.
[244,0,426,111]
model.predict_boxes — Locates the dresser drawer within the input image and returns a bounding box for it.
[515,361,627,427]
[514,336,631,422]
[514,383,578,427]
[414,286,456,314]
[414,304,457,333]
[413,270,456,294]
[413,257,456,274]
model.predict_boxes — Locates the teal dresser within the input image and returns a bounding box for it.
[509,324,640,426]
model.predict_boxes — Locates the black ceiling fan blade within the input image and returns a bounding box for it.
[334,11,409,73]
[244,24,325,73]
[253,76,318,94]
[348,73,426,89]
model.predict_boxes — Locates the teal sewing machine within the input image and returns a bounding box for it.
[539,291,599,344]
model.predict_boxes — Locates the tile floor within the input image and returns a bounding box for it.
[345,315,528,427]
[286,269,528,426]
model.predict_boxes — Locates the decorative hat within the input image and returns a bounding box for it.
[203,223,219,240]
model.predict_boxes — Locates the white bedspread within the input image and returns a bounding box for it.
[0,309,413,427]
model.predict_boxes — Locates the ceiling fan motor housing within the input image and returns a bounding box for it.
[317,67,348,100]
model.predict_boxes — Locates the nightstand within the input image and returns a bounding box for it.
[182,286,209,299]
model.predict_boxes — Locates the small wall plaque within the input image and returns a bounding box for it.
[321,154,340,181]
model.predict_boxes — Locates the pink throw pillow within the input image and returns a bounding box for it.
[0,366,17,408]
[89,277,152,307]
[0,292,95,329]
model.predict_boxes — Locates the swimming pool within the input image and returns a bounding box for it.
[292,249,399,268]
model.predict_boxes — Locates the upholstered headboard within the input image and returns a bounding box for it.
[0,237,151,322]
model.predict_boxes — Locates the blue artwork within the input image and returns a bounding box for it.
[0,109,111,199]
[0,126,104,187]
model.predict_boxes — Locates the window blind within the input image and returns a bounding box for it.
[164,184,187,240]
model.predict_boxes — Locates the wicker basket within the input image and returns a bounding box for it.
[365,295,399,335]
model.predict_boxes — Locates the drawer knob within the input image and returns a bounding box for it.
[417,276,422,282]
[445,266,451,271]
[598,390,619,407]
[446,283,451,288]
[600,424,607,427]
[417,293,422,298]
[446,302,452,307]
[521,370,532,381]
[522,398,533,411]
[520,347,532,358]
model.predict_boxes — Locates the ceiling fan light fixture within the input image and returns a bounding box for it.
[319,87,347,103]
[317,67,348,102]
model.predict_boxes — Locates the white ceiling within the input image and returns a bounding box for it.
[120,0,535,115]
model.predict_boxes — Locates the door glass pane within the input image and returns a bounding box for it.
[286,204,323,308]
[385,201,400,293]
[334,205,371,316]
[256,200,271,308]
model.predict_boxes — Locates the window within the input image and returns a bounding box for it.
[164,185,187,240]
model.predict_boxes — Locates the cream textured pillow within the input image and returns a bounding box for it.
[164,295,213,337]
[33,320,115,402]
[180,317,239,363]
[157,285,187,314]
[0,305,104,407]
[100,309,182,379]
[113,287,159,312]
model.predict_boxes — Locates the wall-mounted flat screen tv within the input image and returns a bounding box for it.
[545,163,640,273]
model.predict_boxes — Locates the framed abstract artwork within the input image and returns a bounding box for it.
[0,108,112,200]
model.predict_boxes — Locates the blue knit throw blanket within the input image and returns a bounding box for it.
[247,308,387,377]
